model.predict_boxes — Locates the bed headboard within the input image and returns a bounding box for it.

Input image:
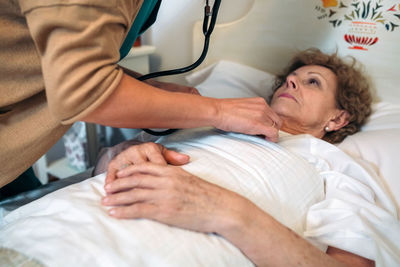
[193,0,400,103]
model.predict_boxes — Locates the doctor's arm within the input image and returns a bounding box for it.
[82,73,281,141]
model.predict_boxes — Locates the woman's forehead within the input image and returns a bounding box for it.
[295,65,336,78]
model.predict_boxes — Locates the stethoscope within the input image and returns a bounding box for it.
[138,0,222,136]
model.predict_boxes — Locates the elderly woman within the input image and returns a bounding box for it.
[101,49,376,267]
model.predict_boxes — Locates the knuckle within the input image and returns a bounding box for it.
[145,142,157,148]
[126,146,138,155]
[116,179,128,189]
[108,160,118,168]
[145,142,160,152]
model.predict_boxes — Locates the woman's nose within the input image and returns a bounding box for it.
[286,75,298,90]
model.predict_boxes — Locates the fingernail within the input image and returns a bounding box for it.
[104,184,111,191]
[109,209,116,216]
[102,197,109,204]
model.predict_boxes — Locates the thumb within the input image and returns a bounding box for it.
[162,148,190,165]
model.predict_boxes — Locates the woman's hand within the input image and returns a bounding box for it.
[102,163,244,233]
[105,143,190,185]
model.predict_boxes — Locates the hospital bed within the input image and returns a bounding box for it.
[1,0,400,266]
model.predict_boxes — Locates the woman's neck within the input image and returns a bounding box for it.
[279,120,324,139]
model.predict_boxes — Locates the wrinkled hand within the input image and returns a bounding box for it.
[102,163,244,233]
[105,143,190,186]
[149,80,200,95]
[214,97,282,142]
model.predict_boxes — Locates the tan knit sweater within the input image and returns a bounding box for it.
[0,0,142,187]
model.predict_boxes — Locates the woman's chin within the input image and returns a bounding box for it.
[271,105,295,118]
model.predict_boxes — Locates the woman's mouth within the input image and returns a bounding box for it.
[278,93,297,102]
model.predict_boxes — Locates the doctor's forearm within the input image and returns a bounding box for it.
[82,74,219,129]
[119,66,158,87]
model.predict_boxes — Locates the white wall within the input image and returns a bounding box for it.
[142,0,254,85]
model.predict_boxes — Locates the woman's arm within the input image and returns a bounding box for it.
[102,159,374,267]
[216,194,374,267]
[327,247,374,267]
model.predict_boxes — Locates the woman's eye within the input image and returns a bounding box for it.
[308,78,320,86]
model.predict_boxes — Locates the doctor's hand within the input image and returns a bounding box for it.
[214,97,282,142]
[102,163,246,234]
[105,143,190,186]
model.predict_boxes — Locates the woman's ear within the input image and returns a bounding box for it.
[327,110,350,131]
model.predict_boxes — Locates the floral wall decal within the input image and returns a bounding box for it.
[315,0,400,50]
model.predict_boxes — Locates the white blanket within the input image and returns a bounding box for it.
[0,128,399,266]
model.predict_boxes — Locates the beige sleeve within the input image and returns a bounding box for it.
[19,0,142,124]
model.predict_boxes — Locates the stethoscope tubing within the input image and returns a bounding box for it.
[139,0,221,136]
[138,0,221,82]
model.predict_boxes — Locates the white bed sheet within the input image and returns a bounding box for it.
[1,128,399,266]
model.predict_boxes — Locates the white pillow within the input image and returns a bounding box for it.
[361,102,400,131]
[186,60,275,99]
[338,102,400,214]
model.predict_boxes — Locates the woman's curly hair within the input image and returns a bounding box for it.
[271,48,372,144]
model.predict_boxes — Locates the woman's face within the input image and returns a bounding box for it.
[270,65,345,138]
